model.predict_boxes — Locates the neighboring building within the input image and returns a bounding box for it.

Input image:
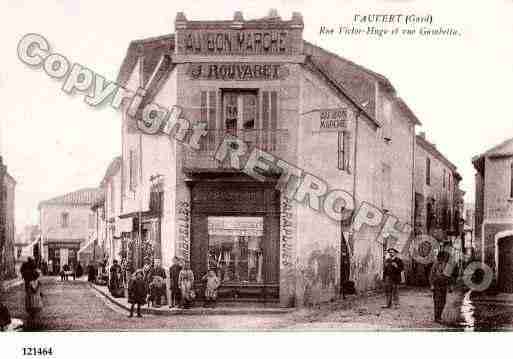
[79,192,105,266]
[0,156,16,280]
[14,225,40,265]
[98,156,125,267]
[38,188,102,274]
[462,202,475,257]
[473,138,513,292]
[412,133,463,284]
[113,10,421,306]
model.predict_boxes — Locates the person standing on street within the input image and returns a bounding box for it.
[169,257,182,308]
[25,269,43,330]
[148,259,167,307]
[20,257,37,289]
[382,248,404,309]
[430,251,451,323]
[128,269,147,318]
[179,262,195,309]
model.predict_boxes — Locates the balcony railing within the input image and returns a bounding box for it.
[182,129,289,171]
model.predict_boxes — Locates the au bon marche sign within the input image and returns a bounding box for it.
[317,108,351,132]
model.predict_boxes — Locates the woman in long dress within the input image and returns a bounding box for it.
[178,262,195,309]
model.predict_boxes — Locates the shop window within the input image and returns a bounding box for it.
[207,216,264,283]
[61,212,69,228]
[338,131,350,171]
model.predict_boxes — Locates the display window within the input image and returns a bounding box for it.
[207,216,264,283]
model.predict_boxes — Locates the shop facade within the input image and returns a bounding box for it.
[117,10,418,306]
[39,188,101,274]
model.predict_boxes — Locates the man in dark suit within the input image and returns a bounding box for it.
[382,248,404,309]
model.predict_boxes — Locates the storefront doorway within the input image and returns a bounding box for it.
[498,236,513,292]
[190,180,280,301]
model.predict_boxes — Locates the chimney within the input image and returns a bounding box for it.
[419,132,426,139]
[175,12,187,30]
[267,9,280,19]
[233,11,244,21]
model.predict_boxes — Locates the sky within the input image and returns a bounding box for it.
[1,0,512,231]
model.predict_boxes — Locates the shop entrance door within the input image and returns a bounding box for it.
[190,182,280,301]
[498,236,513,293]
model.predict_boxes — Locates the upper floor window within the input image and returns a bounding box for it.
[61,212,69,228]
[426,157,431,186]
[89,213,95,229]
[222,91,258,135]
[443,169,446,188]
[110,182,115,213]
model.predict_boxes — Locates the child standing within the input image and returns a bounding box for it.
[202,269,220,307]
[128,269,147,318]
[179,262,195,309]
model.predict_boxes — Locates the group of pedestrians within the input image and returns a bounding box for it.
[126,257,220,318]
[59,262,84,281]
[382,247,456,323]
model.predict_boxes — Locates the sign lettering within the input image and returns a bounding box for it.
[188,63,288,81]
[318,108,351,132]
[179,30,290,55]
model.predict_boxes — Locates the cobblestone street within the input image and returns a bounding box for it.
[1,277,466,331]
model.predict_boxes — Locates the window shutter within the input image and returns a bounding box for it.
[262,91,270,150]
[344,131,351,171]
[208,91,217,150]
[200,91,207,150]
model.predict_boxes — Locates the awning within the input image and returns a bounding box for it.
[78,238,95,255]
[115,217,133,237]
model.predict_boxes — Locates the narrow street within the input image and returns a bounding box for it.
[4,276,508,331]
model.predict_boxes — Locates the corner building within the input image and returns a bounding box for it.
[116,11,418,306]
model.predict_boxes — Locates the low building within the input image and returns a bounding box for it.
[0,156,16,280]
[14,225,40,273]
[412,133,463,284]
[38,188,102,274]
[473,138,513,292]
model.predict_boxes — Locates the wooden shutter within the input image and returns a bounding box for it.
[208,91,217,150]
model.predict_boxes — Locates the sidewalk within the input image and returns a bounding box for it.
[283,286,463,330]
[90,283,294,316]
[470,291,513,307]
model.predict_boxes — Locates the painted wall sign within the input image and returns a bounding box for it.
[177,201,191,262]
[187,63,288,81]
[317,108,351,132]
[281,196,294,267]
[208,216,263,236]
[179,30,290,55]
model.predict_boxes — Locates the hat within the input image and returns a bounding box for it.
[386,248,399,254]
